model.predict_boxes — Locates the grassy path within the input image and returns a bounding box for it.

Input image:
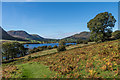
[18,62,56,78]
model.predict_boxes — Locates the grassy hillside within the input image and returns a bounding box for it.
[2,40,120,78]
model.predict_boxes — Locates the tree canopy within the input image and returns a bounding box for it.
[2,42,28,60]
[87,12,116,42]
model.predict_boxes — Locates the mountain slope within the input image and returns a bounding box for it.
[0,27,26,41]
[64,31,91,40]
[30,34,44,40]
[7,30,44,41]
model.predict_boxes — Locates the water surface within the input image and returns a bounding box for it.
[24,43,76,49]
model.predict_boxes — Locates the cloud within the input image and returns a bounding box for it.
[43,31,80,39]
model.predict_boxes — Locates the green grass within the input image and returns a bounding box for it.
[15,62,57,78]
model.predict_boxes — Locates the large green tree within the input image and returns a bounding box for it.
[87,12,116,42]
[2,42,28,60]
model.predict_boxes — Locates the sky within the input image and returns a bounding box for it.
[2,0,120,2]
[2,2,118,39]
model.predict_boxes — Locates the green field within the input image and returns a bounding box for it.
[2,40,120,78]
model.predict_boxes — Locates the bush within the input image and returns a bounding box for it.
[83,41,88,44]
[47,46,52,49]
[28,55,31,59]
[28,55,32,61]
[38,47,43,51]
[29,49,35,53]
[53,45,57,48]
[29,48,40,54]
[57,45,66,52]
[76,39,83,44]
[66,44,69,46]
[33,47,37,50]
[57,40,66,52]
[36,48,40,52]
[41,46,47,49]
[59,40,66,46]
[37,47,43,51]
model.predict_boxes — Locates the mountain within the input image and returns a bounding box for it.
[64,31,91,40]
[30,34,44,41]
[7,30,45,41]
[0,27,26,41]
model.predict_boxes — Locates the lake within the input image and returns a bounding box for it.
[2,43,76,59]
[24,43,76,49]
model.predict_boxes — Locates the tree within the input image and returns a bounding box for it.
[57,40,66,52]
[2,42,28,60]
[87,12,116,42]
[59,39,66,46]
[76,39,83,44]
[112,30,120,39]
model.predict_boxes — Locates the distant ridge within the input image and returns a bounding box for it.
[0,27,27,41]
[7,30,45,41]
[64,31,91,40]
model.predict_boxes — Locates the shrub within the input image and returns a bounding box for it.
[69,44,72,46]
[53,45,57,48]
[28,55,32,61]
[29,48,39,53]
[37,46,41,49]
[57,45,66,52]
[29,49,35,53]
[35,48,40,52]
[83,41,88,44]
[66,44,69,46]
[76,39,83,44]
[37,47,43,51]
[42,46,47,49]
[59,40,66,46]
[38,47,43,51]
[33,47,37,50]
[57,40,66,52]
[47,46,52,49]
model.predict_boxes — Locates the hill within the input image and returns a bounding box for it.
[0,27,26,41]
[7,30,45,41]
[2,39,120,78]
[63,31,90,42]
[66,31,90,39]
[30,34,45,41]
